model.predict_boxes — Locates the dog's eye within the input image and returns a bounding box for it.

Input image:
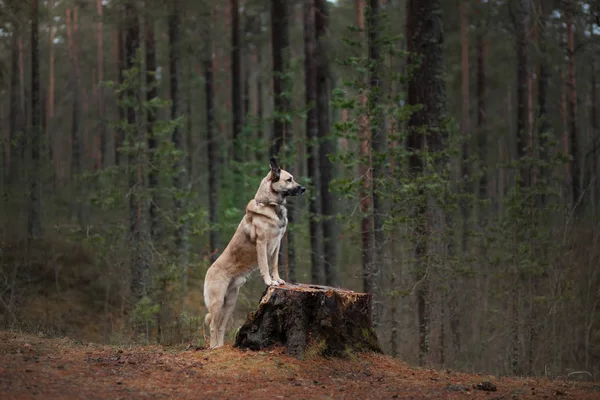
[286,178,292,183]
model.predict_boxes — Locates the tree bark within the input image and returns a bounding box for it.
[123,2,146,300]
[169,0,188,269]
[116,15,126,167]
[270,0,295,280]
[9,26,21,184]
[270,0,290,158]
[316,0,337,287]
[591,39,598,213]
[516,0,531,189]
[560,70,570,197]
[96,0,105,168]
[48,0,56,174]
[235,284,382,359]
[476,0,487,204]
[28,0,42,239]
[66,8,80,190]
[460,0,470,254]
[356,0,374,296]
[146,17,159,245]
[537,0,549,204]
[304,0,324,285]
[368,0,385,324]
[231,0,242,166]
[205,16,220,263]
[566,0,580,206]
[406,0,446,366]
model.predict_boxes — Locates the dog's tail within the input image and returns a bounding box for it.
[204,278,211,326]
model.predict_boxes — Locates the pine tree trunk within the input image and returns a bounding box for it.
[66,8,80,193]
[512,0,532,376]
[270,0,295,280]
[47,0,55,178]
[560,71,570,199]
[516,0,531,188]
[9,27,21,184]
[169,0,188,271]
[368,0,385,323]
[231,0,242,166]
[356,0,374,296]
[591,49,598,213]
[566,0,580,206]
[304,0,324,285]
[537,0,549,205]
[460,0,470,254]
[96,0,105,168]
[476,0,487,204]
[116,18,126,167]
[270,0,289,158]
[71,8,89,172]
[28,0,42,239]
[146,18,159,245]
[316,0,337,287]
[124,2,145,300]
[406,0,446,367]
[205,18,220,263]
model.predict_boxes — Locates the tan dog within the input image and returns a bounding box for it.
[203,157,305,348]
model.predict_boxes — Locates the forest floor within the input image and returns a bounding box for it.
[0,330,598,400]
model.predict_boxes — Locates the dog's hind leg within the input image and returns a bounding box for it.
[206,280,229,349]
[217,282,242,347]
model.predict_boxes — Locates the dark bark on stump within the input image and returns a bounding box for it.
[234,283,382,359]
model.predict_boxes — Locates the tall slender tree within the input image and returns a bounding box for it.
[368,0,385,317]
[8,19,21,184]
[316,0,337,286]
[169,0,187,267]
[512,0,532,375]
[304,0,324,285]
[28,0,41,238]
[356,0,374,295]
[146,15,159,245]
[406,0,446,366]
[537,0,550,204]
[516,0,531,188]
[205,10,220,263]
[271,0,295,280]
[460,0,470,253]
[48,0,55,168]
[270,0,291,159]
[65,8,80,191]
[123,1,146,300]
[96,0,105,168]
[231,0,242,167]
[476,0,487,203]
[566,0,580,206]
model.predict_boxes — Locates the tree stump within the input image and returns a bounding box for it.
[234,283,382,359]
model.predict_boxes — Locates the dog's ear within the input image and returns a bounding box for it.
[269,157,281,182]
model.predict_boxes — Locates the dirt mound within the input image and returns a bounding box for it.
[0,331,597,399]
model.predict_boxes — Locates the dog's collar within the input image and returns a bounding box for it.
[255,199,284,206]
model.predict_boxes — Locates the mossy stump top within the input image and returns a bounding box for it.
[234,283,382,359]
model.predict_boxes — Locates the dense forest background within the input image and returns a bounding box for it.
[0,0,599,378]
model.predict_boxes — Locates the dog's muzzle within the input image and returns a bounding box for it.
[286,186,306,196]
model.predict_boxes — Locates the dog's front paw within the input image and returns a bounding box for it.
[274,277,286,285]
[263,277,274,286]
[269,280,280,286]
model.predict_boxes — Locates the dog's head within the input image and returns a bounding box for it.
[269,157,306,197]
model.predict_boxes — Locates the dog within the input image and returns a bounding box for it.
[203,157,305,348]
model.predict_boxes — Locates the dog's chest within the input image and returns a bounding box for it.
[268,223,287,256]
[274,204,287,223]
